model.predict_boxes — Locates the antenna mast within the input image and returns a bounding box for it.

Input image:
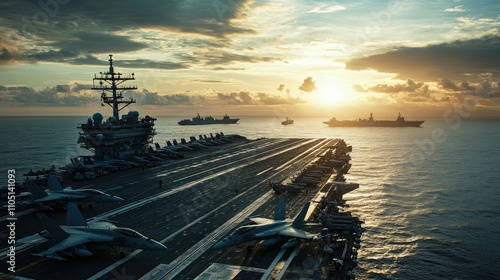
[91,54,137,118]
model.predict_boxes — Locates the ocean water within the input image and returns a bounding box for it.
[1,115,499,279]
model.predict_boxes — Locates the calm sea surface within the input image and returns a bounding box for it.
[1,116,499,279]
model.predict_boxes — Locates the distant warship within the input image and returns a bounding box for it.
[281,117,294,125]
[178,113,239,125]
[323,113,424,127]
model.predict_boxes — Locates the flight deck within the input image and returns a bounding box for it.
[1,137,361,280]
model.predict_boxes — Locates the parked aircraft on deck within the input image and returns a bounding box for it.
[34,203,166,260]
[25,173,123,209]
[213,197,316,250]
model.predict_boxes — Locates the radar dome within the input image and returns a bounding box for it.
[92,112,103,125]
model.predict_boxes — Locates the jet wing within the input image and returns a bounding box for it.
[248,217,274,224]
[43,235,93,255]
[278,227,314,239]
[35,193,81,202]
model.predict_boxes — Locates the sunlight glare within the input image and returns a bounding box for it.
[316,85,345,104]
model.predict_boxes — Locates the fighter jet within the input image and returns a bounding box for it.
[269,181,305,194]
[213,197,316,250]
[25,173,123,209]
[34,203,166,260]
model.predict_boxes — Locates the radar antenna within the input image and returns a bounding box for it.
[91,54,137,118]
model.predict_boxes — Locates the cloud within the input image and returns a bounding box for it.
[256,92,304,105]
[216,90,305,105]
[138,90,198,105]
[346,34,500,81]
[199,49,282,65]
[354,79,430,94]
[445,5,465,12]
[0,42,18,65]
[0,0,257,68]
[210,67,246,71]
[46,32,147,54]
[277,84,285,91]
[217,91,254,105]
[353,79,433,103]
[191,79,225,83]
[1,0,254,38]
[0,83,98,107]
[299,77,317,93]
[437,75,500,98]
[438,78,461,91]
[0,82,305,108]
[0,38,35,65]
[308,4,346,14]
[353,74,500,105]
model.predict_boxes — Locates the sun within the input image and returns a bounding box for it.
[315,85,345,104]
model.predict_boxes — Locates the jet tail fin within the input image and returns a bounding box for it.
[274,197,286,221]
[37,213,69,240]
[66,203,88,227]
[47,173,64,191]
[292,201,310,229]
[26,182,47,199]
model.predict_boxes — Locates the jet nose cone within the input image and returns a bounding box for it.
[146,239,167,250]
[213,240,227,249]
[111,195,124,202]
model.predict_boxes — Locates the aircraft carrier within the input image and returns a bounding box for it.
[1,57,363,280]
[1,137,362,280]
[323,113,424,127]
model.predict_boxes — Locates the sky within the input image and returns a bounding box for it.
[1,0,500,118]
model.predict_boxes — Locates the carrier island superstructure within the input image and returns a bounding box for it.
[77,55,157,161]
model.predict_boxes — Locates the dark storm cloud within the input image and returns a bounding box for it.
[1,0,253,37]
[0,0,256,67]
[30,32,149,59]
[346,34,500,81]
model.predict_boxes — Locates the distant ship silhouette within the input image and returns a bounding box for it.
[323,113,424,127]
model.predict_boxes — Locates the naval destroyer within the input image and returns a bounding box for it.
[77,55,157,161]
[178,113,239,125]
[323,113,424,127]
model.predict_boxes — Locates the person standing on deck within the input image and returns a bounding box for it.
[159,179,163,188]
